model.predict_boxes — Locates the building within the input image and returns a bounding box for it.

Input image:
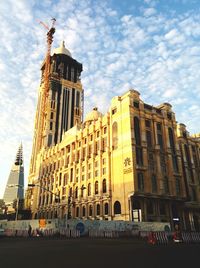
[26,42,200,231]
[3,144,24,213]
[177,125,200,230]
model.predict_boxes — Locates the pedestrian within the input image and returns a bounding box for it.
[28,224,32,237]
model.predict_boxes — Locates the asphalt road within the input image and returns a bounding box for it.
[0,237,199,268]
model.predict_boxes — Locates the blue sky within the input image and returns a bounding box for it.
[0,0,200,198]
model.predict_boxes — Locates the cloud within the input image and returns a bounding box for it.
[0,0,200,198]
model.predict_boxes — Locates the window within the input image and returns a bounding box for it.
[146,130,152,148]
[88,183,91,196]
[134,117,143,165]
[103,167,106,175]
[114,201,121,214]
[104,203,109,215]
[147,200,154,214]
[95,170,98,177]
[175,178,181,196]
[50,122,53,130]
[102,138,107,151]
[133,101,139,108]
[89,205,93,216]
[104,127,107,134]
[112,122,118,150]
[95,181,98,194]
[148,152,155,171]
[151,174,157,193]
[81,185,85,197]
[112,108,117,115]
[102,179,107,193]
[168,128,179,172]
[145,120,151,128]
[75,187,78,199]
[137,173,144,191]
[76,206,79,217]
[82,206,86,217]
[163,176,169,194]
[50,112,54,119]
[159,202,166,215]
[96,204,100,215]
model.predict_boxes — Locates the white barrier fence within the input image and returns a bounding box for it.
[3,228,200,244]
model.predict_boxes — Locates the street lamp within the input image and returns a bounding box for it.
[28,184,60,202]
[28,183,60,218]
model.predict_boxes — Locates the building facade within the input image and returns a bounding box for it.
[27,43,200,231]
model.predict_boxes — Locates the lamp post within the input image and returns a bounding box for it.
[28,183,60,218]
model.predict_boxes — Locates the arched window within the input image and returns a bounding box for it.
[137,173,144,191]
[75,186,78,198]
[89,205,93,216]
[82,206,86,217]
[88,183,91,196]
[104,203,109,215]
[151,174,157,193]
[76,206,79,217]
[134,117,143,165]
[168,127,179,172]
[102,179,107,193]
[95,181,98,194]
[96,204,100,215]
[112,122,118,149]
[114,201,121,214]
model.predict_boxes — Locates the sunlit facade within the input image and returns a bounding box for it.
[26,43,200,231]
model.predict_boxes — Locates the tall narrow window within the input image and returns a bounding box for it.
[96,204,100,215]
[151,174,157,193]
[146,130,152,148]
[88,183,91,196]
[75,186,78,199]
[104,203,109,215]
[137,173,144,191]
[89,205,93,216]
[134,117,143,165]
[168,128,179,172]
[95,181,98,194]
[163,176,169,194]
[102,179,107,193]
[82,206,86,217]
[175,178,181,196]
[112,122,118,150]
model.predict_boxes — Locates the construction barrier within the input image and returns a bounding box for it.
[154,232,168,245]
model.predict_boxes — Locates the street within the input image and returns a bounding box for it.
[0,237,199,268]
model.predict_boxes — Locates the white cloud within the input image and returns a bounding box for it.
[0,0,200,198]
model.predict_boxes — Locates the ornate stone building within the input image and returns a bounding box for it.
[26,42,200,231]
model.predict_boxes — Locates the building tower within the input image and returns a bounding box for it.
[27,34,83,211]
[3,144,24,209]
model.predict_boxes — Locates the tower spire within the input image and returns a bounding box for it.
[15,143,23,166]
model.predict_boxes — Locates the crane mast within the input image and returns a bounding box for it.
[38,18,56,150]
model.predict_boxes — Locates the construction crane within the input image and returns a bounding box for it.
[37,18,56,150]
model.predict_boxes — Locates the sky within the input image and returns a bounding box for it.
[0,0,200,199]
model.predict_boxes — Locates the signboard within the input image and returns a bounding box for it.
[39,219,46,228]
